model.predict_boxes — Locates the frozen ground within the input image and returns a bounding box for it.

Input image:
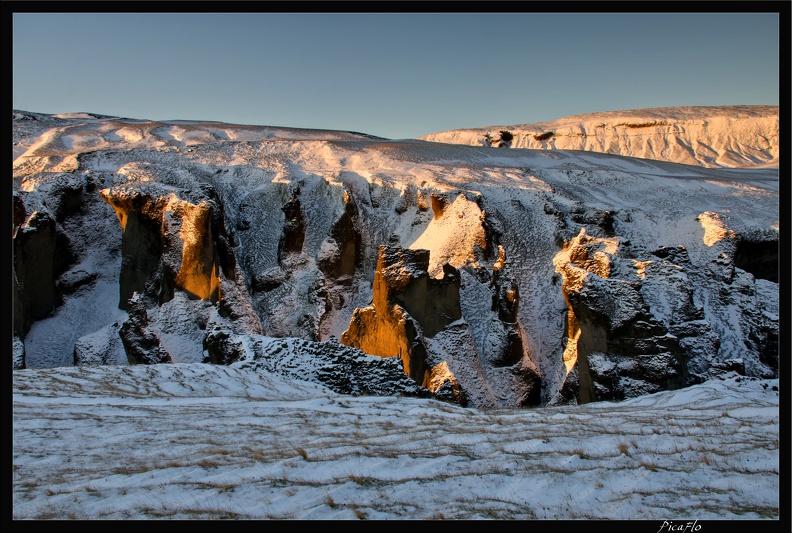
[12,363,780,520]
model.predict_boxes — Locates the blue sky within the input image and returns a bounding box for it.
[12,12,780,139]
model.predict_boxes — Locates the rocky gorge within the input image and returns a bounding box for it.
[12,106,779,408]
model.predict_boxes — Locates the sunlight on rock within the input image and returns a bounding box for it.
[101,191,129,231]
[562,320,581,375]
[556,228,619,279]
[425,360,460,394]
[342,246,462,385]
[409,193,487,277]
[419,106,779,169]
[169,199,221,303]
[632,259,652,280]
[553,228,622,377]
[697,211,736,246]
[493,245,507,272]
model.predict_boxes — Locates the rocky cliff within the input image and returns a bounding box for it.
[12,109,779,407]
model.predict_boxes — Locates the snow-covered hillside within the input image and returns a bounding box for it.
[12,108,779,410]
[418,106,778,169]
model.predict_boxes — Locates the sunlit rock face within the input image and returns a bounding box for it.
[12,109,777,407]
[98,178,261,366]
[341,246,462,386]
[411,192,490,277]
[101,184,234,309]
[552,218,778,404]
[341,245,540,408]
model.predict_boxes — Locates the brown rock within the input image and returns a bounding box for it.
[341,245,462,385]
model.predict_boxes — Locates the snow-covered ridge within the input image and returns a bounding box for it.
[418,105,778,168]
[12,109,383,162]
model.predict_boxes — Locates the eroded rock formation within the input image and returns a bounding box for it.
[12,109,778,409]
[101,183,235,309]
[13,207,61,338]
[340,244,541,407]
[552,214,778,404]
[341,246,462,386]
[118,293,171,365]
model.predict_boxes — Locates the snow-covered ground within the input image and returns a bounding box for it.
[12,363,780,520]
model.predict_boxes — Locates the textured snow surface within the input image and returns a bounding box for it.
[12,364,780,520]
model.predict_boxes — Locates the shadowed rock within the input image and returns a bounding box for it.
[119,294,171,365]
[13,203,62,338]
[277,192,306,259]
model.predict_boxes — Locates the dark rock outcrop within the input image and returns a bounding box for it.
[277,192,306,259]
[733,236,778,283]
[118,294,171,365]
[554,229,695,403]
[317,189,362,285]
[13,200,63,339]
[201,331,462,404]
[554,215,778,404]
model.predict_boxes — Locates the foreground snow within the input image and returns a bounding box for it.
[13,363,779,520]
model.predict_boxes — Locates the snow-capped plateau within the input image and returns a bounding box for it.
[418,105,778,169]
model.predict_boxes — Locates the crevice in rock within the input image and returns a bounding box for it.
[317,189,364,339]
[102,184,234,310]
[13,207,64,337]
[734,238,778,282]
[277,191,306,260]
[318,188,362,284]
[102,191,166,309]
